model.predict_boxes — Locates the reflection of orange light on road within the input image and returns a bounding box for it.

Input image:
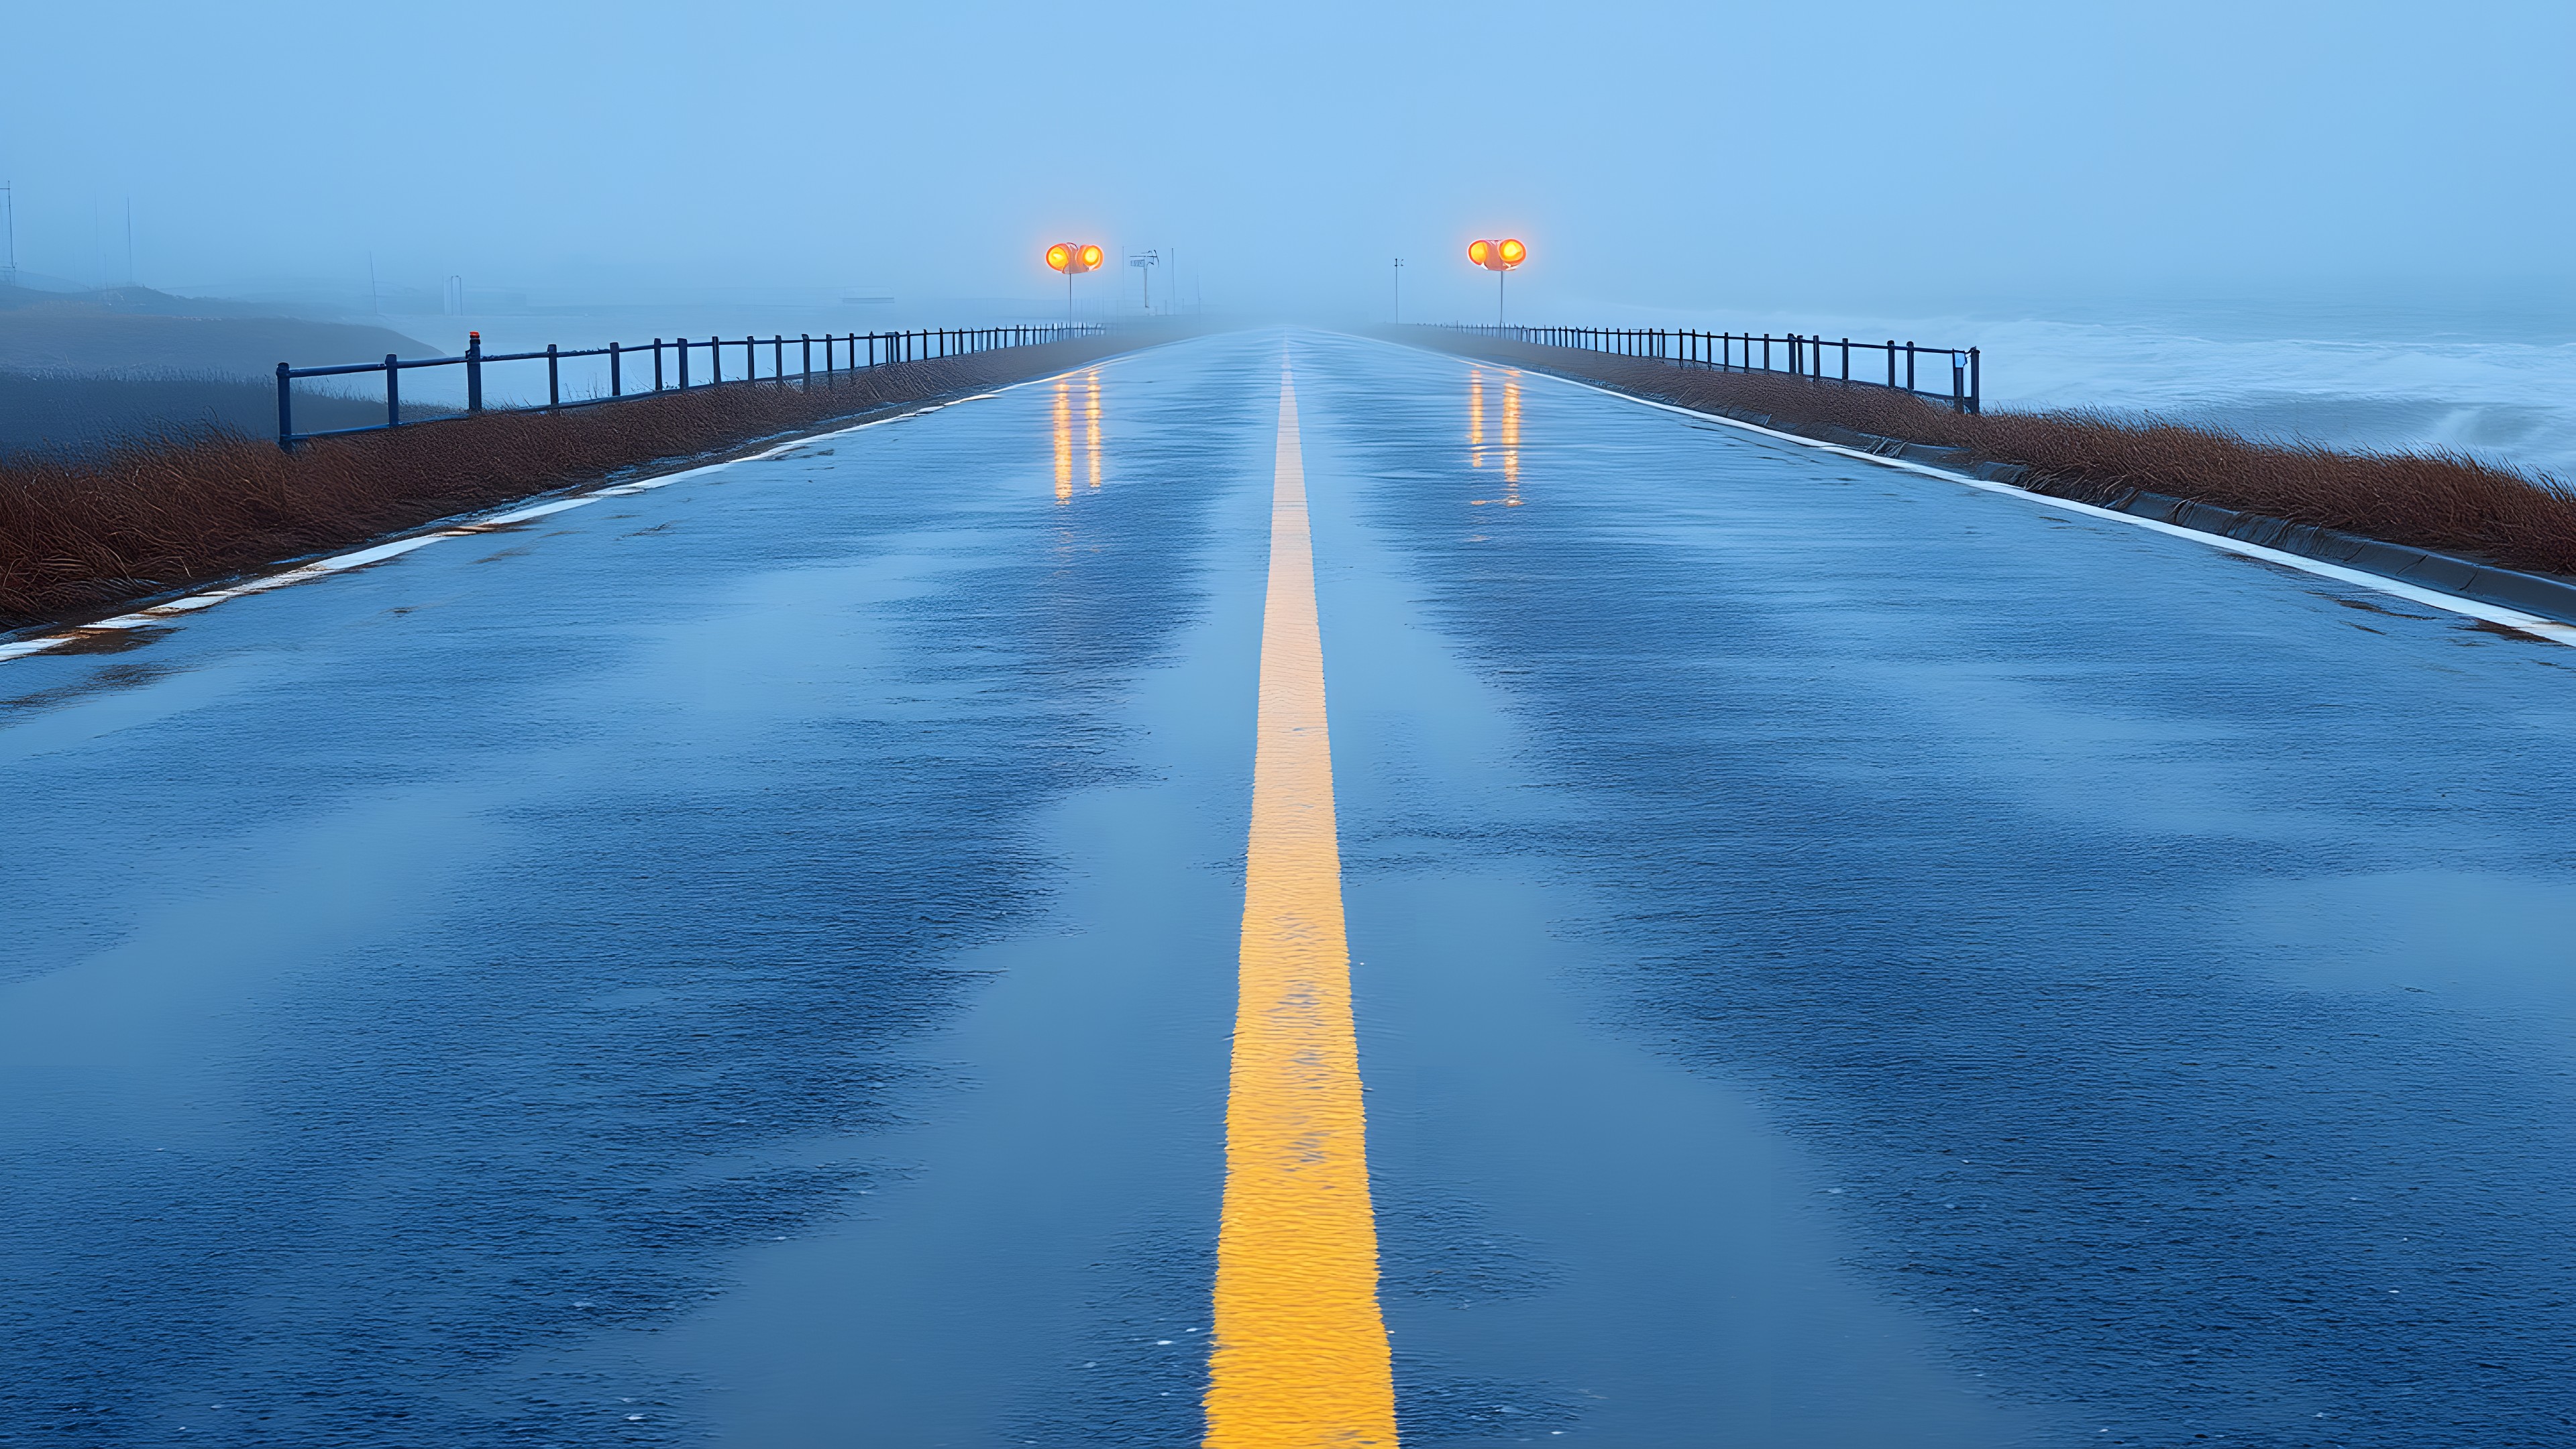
[1052,376,1073,504]
[1467,370,1485,468]
[1085,369,1102,489]
[1502,376,1521,492]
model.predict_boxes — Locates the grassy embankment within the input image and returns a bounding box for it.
[0,338,1121,629]
[1414,331,2576,582]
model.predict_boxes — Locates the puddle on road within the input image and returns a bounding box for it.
[1,659,177,717]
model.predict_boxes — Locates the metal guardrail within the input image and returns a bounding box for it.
[274,324,1106,450]
[1426,323,1980,414]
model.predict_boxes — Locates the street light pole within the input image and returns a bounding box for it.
[1393,258,1403,323]
[1468,238,1527,328]
[1048,242,1105,323]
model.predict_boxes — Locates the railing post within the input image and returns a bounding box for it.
[680,336,691,388]
[610,341,622,397]
[711,336,722,384]
[802,333,811,378]
[1906,341,1917,392]
[653,338,664,391]
[466,331,484,412]
[1970,349,1981,414]
[774,333,784,378]
[1886,339,1896,389]
[385,354,400,428]
[276,362,294,451]
[547,343,559,409]
[745,335,755,380]
[1841,337,1850,383]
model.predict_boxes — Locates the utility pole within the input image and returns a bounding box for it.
[2,182,15,288]
[124,198,134,288]
[1393,258,1403,323]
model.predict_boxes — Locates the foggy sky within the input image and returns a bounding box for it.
[6,0,2569,323]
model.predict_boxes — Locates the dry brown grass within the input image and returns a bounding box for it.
[0,339,1120,627]
[1424,333,2576,580]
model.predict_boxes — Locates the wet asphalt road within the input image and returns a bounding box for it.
[8,331,2576,1448]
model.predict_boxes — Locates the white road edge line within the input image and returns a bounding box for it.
[1469,352,2576,651]
[0,371,1099,667]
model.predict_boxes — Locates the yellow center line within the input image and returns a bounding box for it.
[1204,368,1401,1448]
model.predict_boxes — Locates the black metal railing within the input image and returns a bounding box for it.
[1424,323,1980,413]
[274,323,1106,450]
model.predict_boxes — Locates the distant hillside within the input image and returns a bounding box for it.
[0,282,328,319]
[0,370,456,458]
[0,285,442,377]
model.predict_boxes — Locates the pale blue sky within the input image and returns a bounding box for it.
[5,0,2567,321]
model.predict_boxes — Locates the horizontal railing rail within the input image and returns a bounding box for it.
[1423,323,1980,414]
[274,323,1107,449]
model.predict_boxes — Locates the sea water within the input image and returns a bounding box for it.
[1618,300,2576,481]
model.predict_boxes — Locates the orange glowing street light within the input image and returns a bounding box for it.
[1046,241,1106,321]
[1468,237,1527,325]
